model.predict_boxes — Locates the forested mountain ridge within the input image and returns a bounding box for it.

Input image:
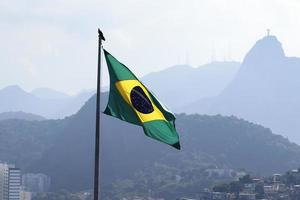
[1,94,299,197]
[0,111,45,121]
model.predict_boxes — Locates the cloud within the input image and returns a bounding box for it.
[0,0,300,93]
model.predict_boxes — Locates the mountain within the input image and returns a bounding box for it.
[141,62,240,109]
[49,90,95,119]
[0,85,94,119]
[0,85,42,113]
[0,61,239,118]
[0,118,66,169]
[184,35,300,143]
[0,93,299,195]
[31,88,70,99]
[0,111,45,121]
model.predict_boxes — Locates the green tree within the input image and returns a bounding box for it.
[229,181,242,194]
[239,174,253,184]
[213,183,229,192]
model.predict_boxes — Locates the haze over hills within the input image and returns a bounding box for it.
[32,88,70,99]
[0,111,45,121]
[183,35,300,143]
[0,60,239,119]
[141,62,240,109]
[1,94,300,197]
[0,85,94,119]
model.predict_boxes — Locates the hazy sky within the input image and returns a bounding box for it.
[1,0,300,94]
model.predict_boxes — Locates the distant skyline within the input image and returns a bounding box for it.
[1,0,300,94]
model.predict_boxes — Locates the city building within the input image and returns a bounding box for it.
[211,192,229,200]
[0,163,21,200]
[22,173,50,193]
[238,193,255,200]
[8,168,21,200]
[20,191,31,200]
[243,183,256,193]
[0,163,9,200]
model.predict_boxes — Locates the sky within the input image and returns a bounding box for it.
[1,0,300,94]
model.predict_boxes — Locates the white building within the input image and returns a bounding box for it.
[8,168,20,200]
[0,163,9,200]
[0,163,21,200]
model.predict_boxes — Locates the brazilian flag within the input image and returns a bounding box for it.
[103,49,180,150]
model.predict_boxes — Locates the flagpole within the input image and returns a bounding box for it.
[94,28,105,200]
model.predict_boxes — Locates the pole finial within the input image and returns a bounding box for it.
[98,28,105,41]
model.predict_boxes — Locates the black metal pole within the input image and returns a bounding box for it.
[94,28,105,200]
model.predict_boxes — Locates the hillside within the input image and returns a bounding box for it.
[1,94,300,197]
[0,118,67,169]
[0,111,46,121]
[24,95,300,190]
[183,35,300,144]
